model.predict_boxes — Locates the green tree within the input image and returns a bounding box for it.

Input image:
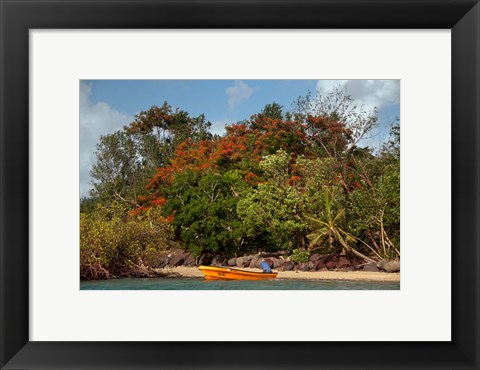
[80,201,172,279]
[237,183,306,251]
[126,102,212,165]
[346,122,400,259]
[80,196,98,214]
[261,102,284,119]
[163,171,250,258]
[305,186,376,262]
[237,150,306,250]
[90,131,150,206]
[347,158,400,259]
[90,102,212,206]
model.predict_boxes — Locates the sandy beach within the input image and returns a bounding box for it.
[157,266,400,282]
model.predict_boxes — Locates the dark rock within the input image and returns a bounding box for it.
[362,262,379,272]
[183,253,196,267]
[243,255,253,266]
[336,256,351,268]
[272,258,284,269]
[297,261,314,271]
[352,257,364,265]
[281,261,295,271]
[380,260,400,273]
[211,255,226,266]
[169,254,184,267]
[351,257,365,269]
[227,258,237,267]
[310,253,323,262]
[339,266,355,272]
[249,256,259,268]
[198,254,213,266]
[236,257,245,267]
[151,255,169,268]
[326,254,337,261]
[325,260,337,270]
[313,259,326,270]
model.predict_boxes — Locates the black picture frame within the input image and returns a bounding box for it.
[1,1,479,369]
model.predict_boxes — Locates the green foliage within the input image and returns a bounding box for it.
[80,202,172,279]
[127,102,212,163]
[163,171,250,257]
[237,182,306,251]
[82,89,400,276]
[90,130,155,205]
[261,102,284,120]
[90,102,212,205]
[258,149,291,184]
[305,187,348,250]
[295,156,338,200]
[347,157,400,259]
[80,196,98,214]
[303,186,375,263]
[290,249,310,263]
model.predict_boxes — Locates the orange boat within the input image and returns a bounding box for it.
[198,265,277,281]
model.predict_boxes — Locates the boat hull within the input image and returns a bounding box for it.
[198,265,277,281]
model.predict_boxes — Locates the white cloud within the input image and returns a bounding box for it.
[316,79,400,113]
[315,80,400,150]
[79,81,133,197]
[225,80,254,110]
[210,119,230,136]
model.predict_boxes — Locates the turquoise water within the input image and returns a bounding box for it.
[81,277,399,290]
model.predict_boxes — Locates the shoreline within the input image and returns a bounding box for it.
[156,266,400,282]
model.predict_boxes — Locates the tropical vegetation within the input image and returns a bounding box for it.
[80,88,400,279]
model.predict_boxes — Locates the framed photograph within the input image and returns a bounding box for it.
[78,78,401,293]
[1,0,479,369]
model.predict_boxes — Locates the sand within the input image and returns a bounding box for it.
[157,266,400,282]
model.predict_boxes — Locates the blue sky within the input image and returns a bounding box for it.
[80,80,400,196]
[84,80,318,134]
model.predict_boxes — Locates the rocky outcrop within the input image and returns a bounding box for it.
[183,253,196,267]
[309,253,323,263]
[249,255,260,268]
[336,256,351,269]
[154,250,397,275]
[150,255,169,268]
[325,260,336,270]
[198,254,213,266]
[272,258,284,268]
[297,261,314,271]
[377,260,400,273]
[277,261,294,271]
[168,254,185,267]
[362,262,380,272]
[313,258,326,271]
[211,255,227,266]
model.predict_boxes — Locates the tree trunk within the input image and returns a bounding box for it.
[335,230,376,263]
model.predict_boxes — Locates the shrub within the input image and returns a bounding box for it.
[290,248,310,263]
[80,202,172,280]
